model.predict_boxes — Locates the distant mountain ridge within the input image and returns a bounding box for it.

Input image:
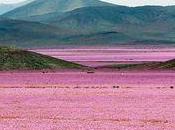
[0,0,175,47]
[3,0,114,20]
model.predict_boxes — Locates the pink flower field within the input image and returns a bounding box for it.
[0,71,175,130]
[32,47,175,67]
[0,47,175,130]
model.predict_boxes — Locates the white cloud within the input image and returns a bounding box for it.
[102,0,175,6]
[0,0,25,4]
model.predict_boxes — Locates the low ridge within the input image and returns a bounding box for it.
[0,46,85,70]
[97,59,175,71]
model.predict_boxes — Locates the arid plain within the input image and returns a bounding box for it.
[0,47,175,130]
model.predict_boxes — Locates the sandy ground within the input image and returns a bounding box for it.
[0,71,175,130]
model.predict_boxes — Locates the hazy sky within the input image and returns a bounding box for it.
[0,0,175,6]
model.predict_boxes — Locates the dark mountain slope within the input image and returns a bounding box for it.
[0,18,77,47]
[47,6,175,43]
[48,6,175,30]
[0,18,133,47]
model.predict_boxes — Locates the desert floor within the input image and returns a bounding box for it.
[0,71,175,130]
[32,47,175,67]
[0,47,175,130]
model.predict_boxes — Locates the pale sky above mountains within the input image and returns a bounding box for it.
[0,0,175,7]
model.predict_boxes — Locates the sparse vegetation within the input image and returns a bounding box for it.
[0,46,85,70]
[113,86,120,89]
[170,86,174,89]
[98,60,175,71]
